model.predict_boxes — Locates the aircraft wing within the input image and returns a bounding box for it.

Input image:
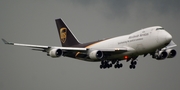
[2,38,130,58]
[2,38,87,52]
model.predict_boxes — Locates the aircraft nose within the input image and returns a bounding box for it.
[166,32,172,42]
[157,30,172,45]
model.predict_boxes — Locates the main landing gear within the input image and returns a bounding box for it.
[129,60,137,69]
[100,60,112,69]
[100,59,138,69]
[100,60,123,69]
[114,60,123,69]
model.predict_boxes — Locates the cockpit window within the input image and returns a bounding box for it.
[156,28,164,30]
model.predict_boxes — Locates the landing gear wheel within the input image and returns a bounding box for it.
[114,63,123,69]
[117,65,120,68]
[129,65,133,69]
[103,65,106,69]
[119,63,123,68]
[129,65,136,69]
[117,63,123,68]
[133,61,137,65]
[132,65,136,69]
[114,65,117,68]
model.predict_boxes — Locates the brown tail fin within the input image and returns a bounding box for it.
[55,18,80,47]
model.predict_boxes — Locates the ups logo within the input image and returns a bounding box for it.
[60,27,67,43]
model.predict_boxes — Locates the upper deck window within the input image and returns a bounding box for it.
[156,28,164,30]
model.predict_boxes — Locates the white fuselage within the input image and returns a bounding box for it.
[88,26,172,60]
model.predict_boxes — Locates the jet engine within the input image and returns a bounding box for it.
[166,49,177,58]
[48,48,63,58]
[155,51,168,60]
[88,50,103,60]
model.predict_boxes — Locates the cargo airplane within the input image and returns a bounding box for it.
[2,18,177,69]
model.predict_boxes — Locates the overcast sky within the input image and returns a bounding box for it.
[0,0,180,90]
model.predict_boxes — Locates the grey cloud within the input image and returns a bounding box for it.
[70,0,180,18]
[147,0,180,13]
[69,0,98,6]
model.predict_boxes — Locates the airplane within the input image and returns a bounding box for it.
[2,18,177,69]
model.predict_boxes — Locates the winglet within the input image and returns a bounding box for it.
[2,38,13,45]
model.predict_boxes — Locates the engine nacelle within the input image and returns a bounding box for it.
[88,50,103,60]
[48,49,63,58]
[156,51,168,60]
[166,49,177,58]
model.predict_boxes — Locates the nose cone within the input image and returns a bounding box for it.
[166,33,172,42]
[157,30,172,45]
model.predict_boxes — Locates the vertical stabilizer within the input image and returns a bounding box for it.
[55,18,80,47]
